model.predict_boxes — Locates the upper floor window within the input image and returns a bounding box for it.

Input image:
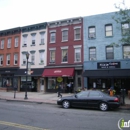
[1,39,4,49]
[15,37,19,47]
[89,47,96,61]
[30,51,35,64]
[105,24,113,37]
[0,55,3,66]
[62,49,68,62]
[88,26,96,39]
[23,35,27,46]
[39,50,44,63]
[123,45,130,59]
[31,33,36,46]
[50,31,56,43]
[14,53,18,65]
[74,27,81,40]
[6,54,10,65]
[122,23,130,35]
[7,38,11,48]
[106,46,114,59]
[40,32,45,44]
[74,46,81,62]
[62,29,68,42]
[22,53,26,65]
[50,50,55,63]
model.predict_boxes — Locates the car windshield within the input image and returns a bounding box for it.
[76,91,89,98]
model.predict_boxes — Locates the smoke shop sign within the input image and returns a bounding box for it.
[97,62,120,69]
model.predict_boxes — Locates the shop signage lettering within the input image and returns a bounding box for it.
[97,62,120,69]
[5,71,10,73]
[54,70,62,73]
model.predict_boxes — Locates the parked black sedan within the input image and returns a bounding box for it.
[57,90,120,111]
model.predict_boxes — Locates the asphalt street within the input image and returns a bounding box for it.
[0,100,129,130]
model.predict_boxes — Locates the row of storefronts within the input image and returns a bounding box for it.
[0,66,83,93]
[83,61,130,95]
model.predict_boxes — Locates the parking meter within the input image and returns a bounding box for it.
[14,85,17,99]
[120,89,126,105]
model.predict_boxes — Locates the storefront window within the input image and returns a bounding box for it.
[13,77,18,87]
[2,77,13,87]
[0,78,2,87]
[48,78,56,89]
[78,77,81,87]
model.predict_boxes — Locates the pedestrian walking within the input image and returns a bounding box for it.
[57,83,62,97]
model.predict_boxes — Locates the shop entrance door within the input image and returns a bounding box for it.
[40,78,44,91]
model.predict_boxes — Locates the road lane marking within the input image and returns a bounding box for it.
[0,121,50,130]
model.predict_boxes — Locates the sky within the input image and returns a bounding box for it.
[0,0,130,30]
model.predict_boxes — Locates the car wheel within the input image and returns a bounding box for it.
[99,102,108,111]
[62,100,70,109]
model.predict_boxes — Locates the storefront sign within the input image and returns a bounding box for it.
[54,70,62,73]
[97,62,120,69]
[5,71,10,73]
[57,77,63,82]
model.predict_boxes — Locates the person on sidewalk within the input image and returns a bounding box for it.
[57,83,62,97]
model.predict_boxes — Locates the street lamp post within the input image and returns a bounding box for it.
[24,52,29,99]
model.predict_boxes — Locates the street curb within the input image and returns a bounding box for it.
[1,98,130,110]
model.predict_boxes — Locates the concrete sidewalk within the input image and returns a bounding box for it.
[0,91,130,110]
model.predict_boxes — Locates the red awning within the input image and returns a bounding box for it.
[42,68,74,77]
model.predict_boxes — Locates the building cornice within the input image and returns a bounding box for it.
[21,22,47,33]
[0,27,21,36]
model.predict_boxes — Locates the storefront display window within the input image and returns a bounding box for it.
[48,78,56,89]
[78,77,81,87]
[0,78,2,87]
[2,77,13,87]
[13,78,18,87]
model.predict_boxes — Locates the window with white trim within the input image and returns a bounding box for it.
[7,38,11,48]
[106,46,114,59]
[15,37,19,47]
[62,30,68,41]
[23,35,27,46]
[88,26,96,39]
[50,32,56,43]
[40,32,45,44]
[122,23,130,35]
[89,47,96,61]
[6,54,10,65]
[105,24,113,37]
[14,53,18,65]
[31,53,35,64]
[1,39,4,49]
[31,34,36,45]
[62,49,68,62]
[22,53,26,65]
[50,50,55,63]
[39,51,44,63]
[0,55,3,66]
[75,48,81,62]
[74,27,81,40]
[123,45,130,59]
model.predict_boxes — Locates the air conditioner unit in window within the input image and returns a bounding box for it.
[124,56,128,59]
[90,57,96,61]
[23,44,27,46]
[23,61,26,64]
[76,59,80,61]
[89,34,95,39]
[50,60,55,63]
[32,41,35,45]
